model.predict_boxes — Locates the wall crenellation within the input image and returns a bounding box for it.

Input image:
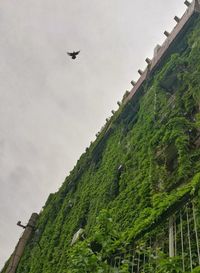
[124,0,200,105]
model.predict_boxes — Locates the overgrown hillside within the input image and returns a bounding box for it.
[2,13,200,273]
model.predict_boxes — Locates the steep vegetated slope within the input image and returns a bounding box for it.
[2,14,200,273]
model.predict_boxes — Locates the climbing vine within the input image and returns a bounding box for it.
[2,15,200,273]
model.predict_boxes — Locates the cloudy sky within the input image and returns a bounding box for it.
[0,0,187,268]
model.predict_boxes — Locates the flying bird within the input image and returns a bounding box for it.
[67,50,80,59]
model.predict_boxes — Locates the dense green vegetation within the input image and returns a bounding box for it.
[2,15,200,273]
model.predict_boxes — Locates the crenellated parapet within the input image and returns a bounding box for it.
[125,0,200,105]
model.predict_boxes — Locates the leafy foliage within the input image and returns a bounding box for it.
[2,15,200,273]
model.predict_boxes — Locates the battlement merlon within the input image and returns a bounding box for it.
[124,0,200,105]
[194,0,200,11]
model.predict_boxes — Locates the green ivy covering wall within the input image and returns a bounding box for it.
[2,15,200,273]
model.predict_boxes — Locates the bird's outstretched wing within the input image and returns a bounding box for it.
[74,50,80,56]
[67,52,74,57]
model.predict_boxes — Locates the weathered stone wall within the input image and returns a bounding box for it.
[125,0,200,104]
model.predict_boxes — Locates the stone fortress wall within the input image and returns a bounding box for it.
[124,0,200,104]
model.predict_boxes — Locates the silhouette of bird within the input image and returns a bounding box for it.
[67,51,80,59]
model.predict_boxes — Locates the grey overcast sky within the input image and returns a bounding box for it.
[0,0,187,268]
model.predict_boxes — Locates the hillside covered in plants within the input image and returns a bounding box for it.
[2,8,200,273]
